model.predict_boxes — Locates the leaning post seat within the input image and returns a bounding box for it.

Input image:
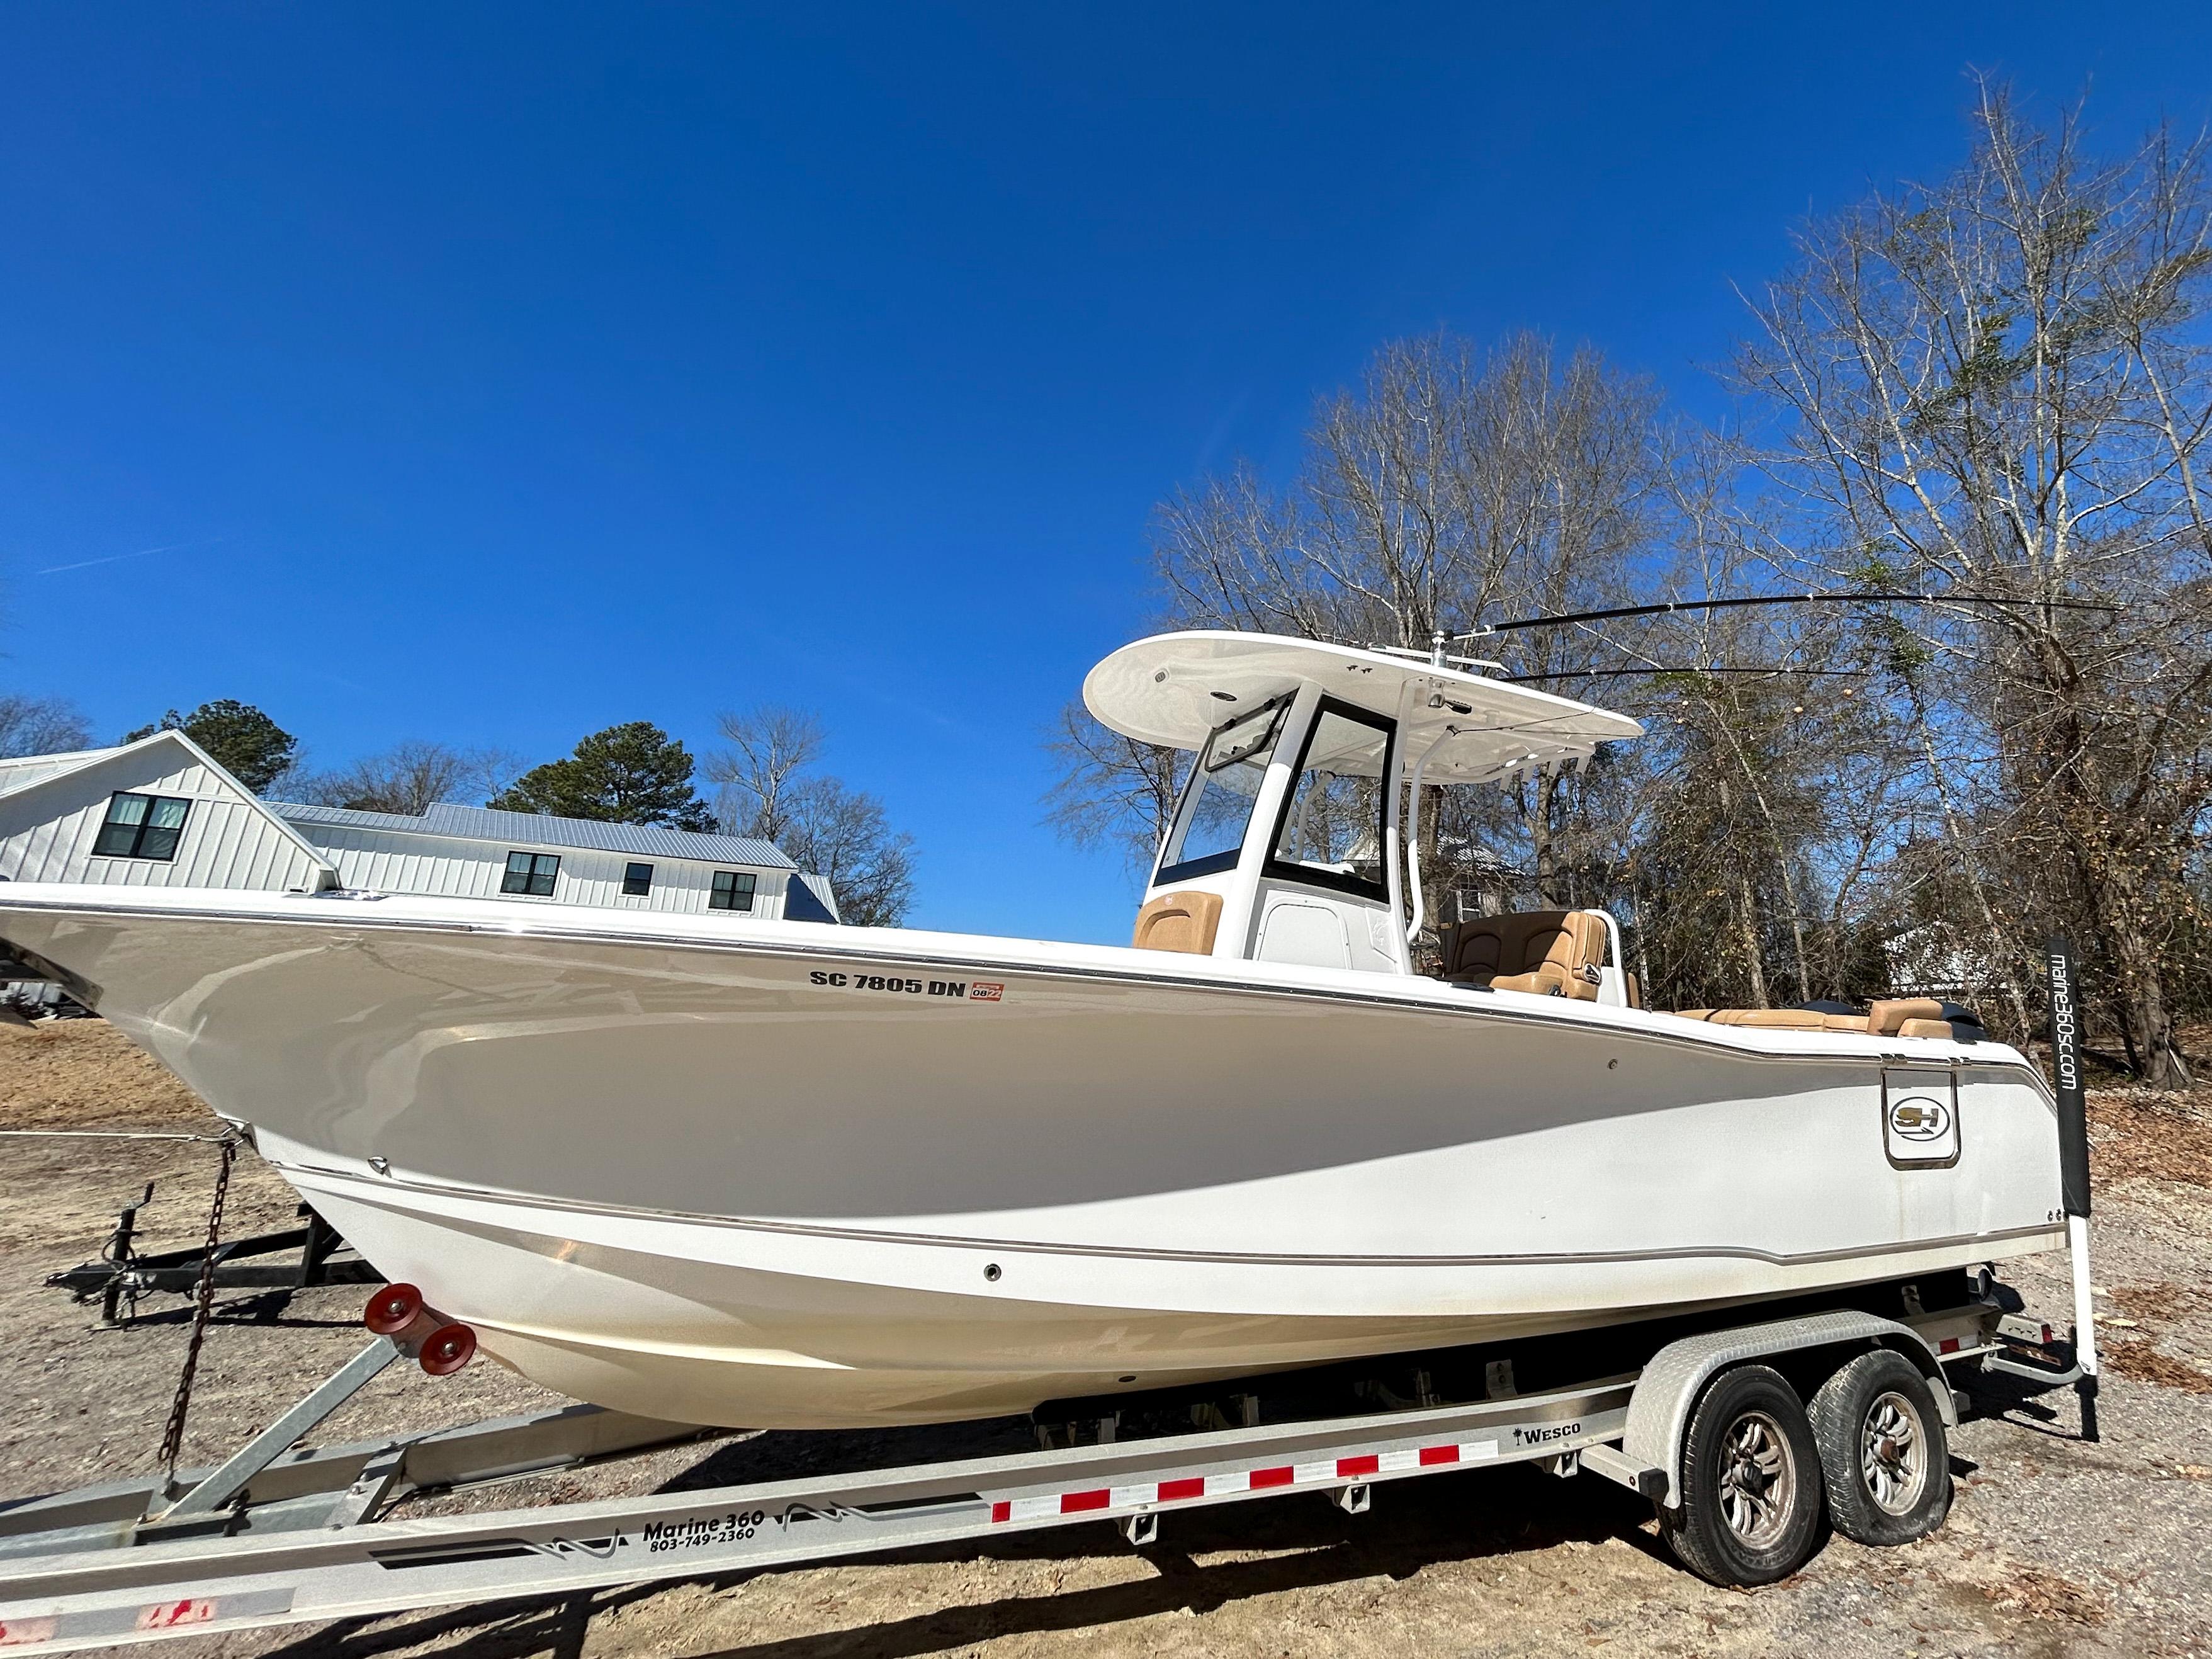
[1440,910,1609,1001]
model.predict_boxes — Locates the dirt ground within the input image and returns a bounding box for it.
[4,1019,2211,1659]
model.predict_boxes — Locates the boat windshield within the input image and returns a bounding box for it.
[1157,699,1287,881]
[1267,703,1392,901]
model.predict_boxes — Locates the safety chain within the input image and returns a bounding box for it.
[156,1133,239,1483]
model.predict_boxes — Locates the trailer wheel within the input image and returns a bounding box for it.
[1807,1349,1951,1546]
[1661,1364,1826,1587]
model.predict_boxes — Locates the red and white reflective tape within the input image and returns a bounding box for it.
[985,1438,1499,1524]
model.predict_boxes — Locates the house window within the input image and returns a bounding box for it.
[623,861,654,897]
[500,851,561,897]
[92,793,191,861]
[709,870,756,912]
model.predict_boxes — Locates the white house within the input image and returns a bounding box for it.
[0,730,837,924]
[271,801,838,922]
[1882,920,1982,1002]
[0,733,337,895]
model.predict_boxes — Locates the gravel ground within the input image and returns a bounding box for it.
[4,1019,2211,1658]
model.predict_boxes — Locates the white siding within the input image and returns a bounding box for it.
[0,750,107,798]
[0,747,330,893]
[291,825,791,919]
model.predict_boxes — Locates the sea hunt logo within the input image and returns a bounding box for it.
[1888,1096,1953,1142]
[1882,1068,1961,1166]
[969,982,1005,1002]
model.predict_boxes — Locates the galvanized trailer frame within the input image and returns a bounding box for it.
[0,1291,2082,1656]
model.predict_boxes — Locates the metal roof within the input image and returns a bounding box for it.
[270,801,796,869]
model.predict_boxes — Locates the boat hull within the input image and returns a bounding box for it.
[0,888,2066,1427]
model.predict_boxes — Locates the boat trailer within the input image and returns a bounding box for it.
[0,1282,2087,1654]
[44,1187,376,1327]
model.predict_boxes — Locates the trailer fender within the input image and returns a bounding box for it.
[1622,1310,1952,1510]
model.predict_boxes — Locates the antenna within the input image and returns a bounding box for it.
[1449,591,2119,643]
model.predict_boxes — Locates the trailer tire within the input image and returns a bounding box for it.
[1808,1349,1950,1547]
[1660,1364,1825,1587]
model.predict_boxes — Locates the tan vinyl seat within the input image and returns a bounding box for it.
[1132,889,1223,955]
[1673,1007,1870,1032]
[1441,910,1608,1002]
[1706,1008,1832,1032]
[1897,1017,1957,1039]
[1868,998,1945,1036]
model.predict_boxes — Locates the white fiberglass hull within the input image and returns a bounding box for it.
[0,886,2065,1428]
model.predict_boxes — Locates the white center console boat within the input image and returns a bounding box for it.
[0,631,2065,1429]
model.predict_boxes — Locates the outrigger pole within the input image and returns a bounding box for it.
[1440,590,2119,655]
[2042,938,2101,1442]
[1499,665,1861,684]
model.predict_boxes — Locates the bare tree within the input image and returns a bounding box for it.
[1056,330,1674,883]
[778,776,916,929]
[295,741,478,815]
[711,706,915,927]
[1156,331,1667,653]
[707,706,825,843]
[469,747,532,806]
[1737,79,2212,1084]
[1042,706,1183,876]
[293,742,528,815]
[0,694,93,759]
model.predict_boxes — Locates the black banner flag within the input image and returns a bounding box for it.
[2044,938,2091,1219]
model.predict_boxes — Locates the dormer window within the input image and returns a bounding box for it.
[93,793,191,861]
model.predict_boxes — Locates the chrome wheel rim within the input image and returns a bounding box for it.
[1860,1390,1928,1515]
[1717,1410,1797,1548]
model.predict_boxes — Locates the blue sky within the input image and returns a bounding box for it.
[5,4,2208,943]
